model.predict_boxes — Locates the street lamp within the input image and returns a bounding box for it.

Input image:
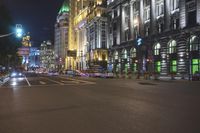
[80,50,83,71]
[0,24,23,38]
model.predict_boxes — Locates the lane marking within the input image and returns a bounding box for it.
[43,77,64,85]
[25,76,31,87]
[39,81,46,85]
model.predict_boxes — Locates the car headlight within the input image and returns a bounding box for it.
[11,72,17,77]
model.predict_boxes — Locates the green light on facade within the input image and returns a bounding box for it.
[170,60,177,73]
[192,59,199,74]
[155,61,161,73]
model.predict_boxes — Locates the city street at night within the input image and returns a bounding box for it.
[0,74,200,133]
[1,0,200,132]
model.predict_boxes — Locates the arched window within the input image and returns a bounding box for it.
[114,51,118,60]
[190,36,199,51]
[122,49,127,59]
[130,48,137,58]
[154,43,161,55]
[168,40,177,54]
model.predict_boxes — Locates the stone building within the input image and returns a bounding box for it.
[107,0,200,78]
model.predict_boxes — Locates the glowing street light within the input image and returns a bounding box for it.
[0,24,23,38]
[15,24,23,38]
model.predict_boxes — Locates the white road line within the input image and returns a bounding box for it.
[59,76,95,85]
[25,76,31,86]
[39,81,46,85]
[43,77,64,85]
[60,80,79,84]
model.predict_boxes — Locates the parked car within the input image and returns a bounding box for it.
[100,72,114,78]
[48,71,59,76]
[65,70,81,77]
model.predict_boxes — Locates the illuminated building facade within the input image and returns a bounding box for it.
[40,41,56,71]
[107,0,200,78]
[73,0,93,70]
[68,0,108,71]
[86,0,108,70]
[54,0,69,70]
[28,47,40,69]
[66,0,76,70]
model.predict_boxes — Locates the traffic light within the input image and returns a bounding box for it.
[15,24,23,38]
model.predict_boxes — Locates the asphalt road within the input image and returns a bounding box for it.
[0,73,200,133]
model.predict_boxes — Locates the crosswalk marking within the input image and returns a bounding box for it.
[60,80,79,84]
[43,77,64,85]
[59,76,95,85]
[39,81,46,85]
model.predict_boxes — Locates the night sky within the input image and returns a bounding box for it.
[3,0,64,47]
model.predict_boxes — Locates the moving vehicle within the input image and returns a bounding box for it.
[10,71,24,78]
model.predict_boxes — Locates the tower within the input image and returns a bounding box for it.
[54,0,69,71]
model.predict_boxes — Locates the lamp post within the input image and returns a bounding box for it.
[80,50,83,71]
[0,24,23,38]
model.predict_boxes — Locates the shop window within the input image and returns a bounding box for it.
[155,61,161,73]
[170,60,177,73]
[192,59,199,74]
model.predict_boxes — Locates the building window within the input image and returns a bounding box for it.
[154,43,161,55]
[125,29,130,41]
[144,7,150,21]
[122,49,127,59]
[168,40,177,54]
[155,61,161,73]
[130,48,137,58]
[114,51,118,60]
[156,1,164,17]
[190,36,199,51]
[145,26,150,36]
[192,59,200,74]
[172,18,179,30]
[186,0,197,27]
[170,60,177,73]
[144,0,150,6]
[133,1,139,12]
[171,0,179,11]
[157,23,164,33]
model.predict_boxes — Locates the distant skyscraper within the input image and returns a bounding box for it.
[40,41,55,71]
[28,47,40,69]
[54,0,69,70]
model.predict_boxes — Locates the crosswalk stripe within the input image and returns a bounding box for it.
[43,77,64,85]
[39,81,46,85]
[60,80,79,84]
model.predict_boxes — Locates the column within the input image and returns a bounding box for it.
[130,2,134,40]
[164,0,171,31]
[150,0,156,35]
[197,0,200,24]
[179,0,186,29]
[139,0,144,36]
